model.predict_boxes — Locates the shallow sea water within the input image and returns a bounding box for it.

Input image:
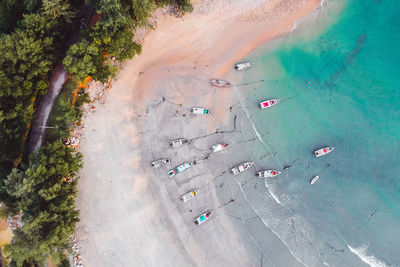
[230,0,400,266]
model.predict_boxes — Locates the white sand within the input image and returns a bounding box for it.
[76,0,321,266]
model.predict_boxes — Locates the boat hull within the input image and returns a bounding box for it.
[310,176,320,184]
[210,79,231,87]
[231,161,254,175]
[257,170,281,178]
[168,162,192,178]
[212,143,229,153]
[314,147,334,157]
[181,189,200,202]
[194,211,212,225]
[151,158,170,168]
[260,98,279,109]
[234,62,253,71]
[170,138,188,148]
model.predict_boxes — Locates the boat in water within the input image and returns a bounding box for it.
[180,189,200,202]
[211,143,229,153]
[170,138,188,148]
[231,161,254,175]
[260,98,279,109]
[192,107,212,115]
[194,211,212,225]
[210,79,231,88]
[168,162,192,178]
[314,146,335,157]
[151,158,170,168]
[310,175,320,184]
[256,169,281,178]
[234,61,253,71]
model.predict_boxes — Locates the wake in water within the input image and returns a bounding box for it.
[347,245,389,267]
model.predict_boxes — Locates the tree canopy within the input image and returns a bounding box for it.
[3,141,82,266]
[0,0,193,265]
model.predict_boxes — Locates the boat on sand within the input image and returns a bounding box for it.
[314,147,334,157]
[168,162,192,178]
[210,79,231,87]
[231,161,254,175]
[256,169,281,178]
[211,143,229,153]
[260,98,279,109]
[192,107,212,115]
[151,158,170,168]
[194,211,212,225]
[180,189,200,202]
[170,138,188,148]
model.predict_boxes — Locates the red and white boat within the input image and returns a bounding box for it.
[210,79,231,87]
[231,161,254,175]
[260,98,279,109]
[257,169,281,178]
[314,147,334,157]
[211,143,229,153]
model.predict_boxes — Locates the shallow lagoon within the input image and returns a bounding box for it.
[232,0,400,265]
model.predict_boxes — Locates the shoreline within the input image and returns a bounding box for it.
[76,0,322,266]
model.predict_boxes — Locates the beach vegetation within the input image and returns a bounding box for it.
[0,11,67,179]
[46,80,90,142]
[0,0,193,265]
[2,141,82,266]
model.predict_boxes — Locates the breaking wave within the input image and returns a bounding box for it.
[347,245,388,267]
[264,182,281,205]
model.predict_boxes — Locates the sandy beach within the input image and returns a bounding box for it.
[76,0,321,266]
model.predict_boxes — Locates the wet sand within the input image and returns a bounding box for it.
[76,0,321,266]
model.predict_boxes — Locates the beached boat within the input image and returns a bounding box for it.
[314,146,334,157]
[211,143,229,153]
[194,211,212,225]
[260,98,279,109]
[210,79,231,87]
[168,162,192,178]
[234,61,253,71]
[310,175,320,184]
[192,107,212,115]
[256,169,281,178]
[170,138,188,148]
[231,161,254,175]
[180,189,200,202]
[151,158,170,168]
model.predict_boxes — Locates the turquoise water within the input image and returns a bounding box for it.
[235,0,400,265]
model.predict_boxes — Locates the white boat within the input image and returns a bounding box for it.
[231,161,254,175]
[314,146,334,157]
[234,61,253,71]
[260,98,279,109]
[211,143,229,153]
[151,158,170,168]
[310,175,320,184]
[257,169,281,178]
[192,107,212,115]
[170,138,188,148]
[180,189,200,202]
[168,162,192,178]
[194,211,212,225]
[210,79,231,87]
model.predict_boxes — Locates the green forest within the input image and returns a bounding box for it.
[0,0,192,265]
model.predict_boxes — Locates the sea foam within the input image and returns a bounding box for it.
[347,245,388,267]
[264,182,282,205]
